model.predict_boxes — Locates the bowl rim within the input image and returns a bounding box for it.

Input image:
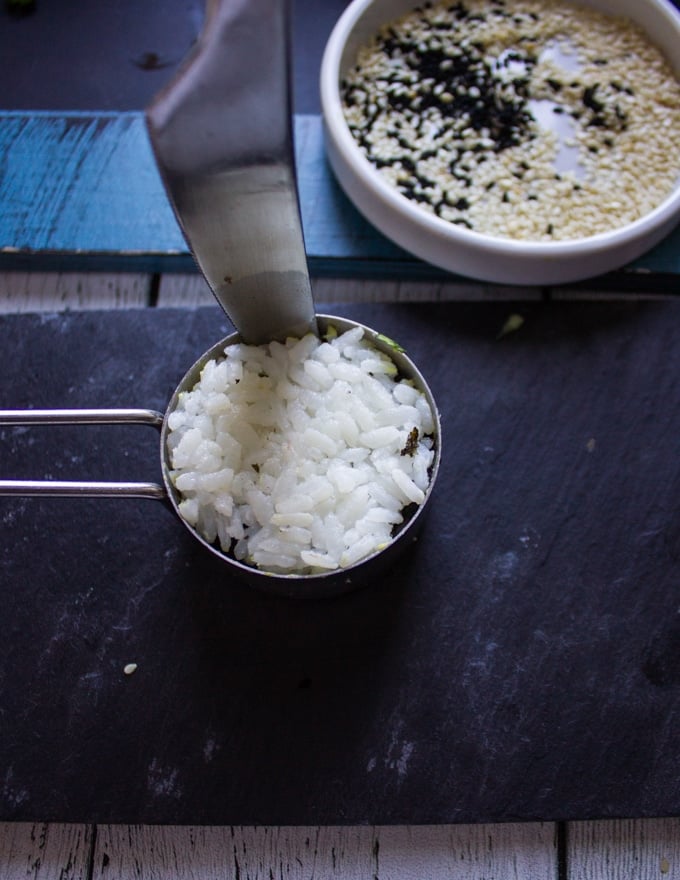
[319,0,680,262]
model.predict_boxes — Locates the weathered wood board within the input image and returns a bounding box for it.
[1,112,679,285]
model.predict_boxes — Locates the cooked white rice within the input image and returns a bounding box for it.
[166,325,436,574]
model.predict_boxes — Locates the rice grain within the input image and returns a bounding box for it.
[167,327,436,575]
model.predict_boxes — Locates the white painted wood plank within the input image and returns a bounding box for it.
[0,272,151,313]
[92,823,557,880]
[156,273,214,308]
[550,287,674,301]
[568,818,680,880]
[311,278,543,303]
[156,273,542,308]
[0,822,93,880]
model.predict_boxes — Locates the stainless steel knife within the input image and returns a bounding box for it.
[146,0,318,345]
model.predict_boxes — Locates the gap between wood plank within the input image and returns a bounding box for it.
[85,823,98,880]
[558,821,569,880]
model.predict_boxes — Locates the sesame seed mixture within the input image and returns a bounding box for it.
[341,0,680,240]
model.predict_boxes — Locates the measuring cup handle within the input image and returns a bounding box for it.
[0,408,167,499]
[0,480,166,499]
[0,408,163,427]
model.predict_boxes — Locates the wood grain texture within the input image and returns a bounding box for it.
[1,112,679,281]
[92,823,557,880]
[156,273,214,308]
[0,822,93,880]
[0,112,405,274]
[0,272,151,312]
[310,278,544,303]
[2,819,679,880]
[567,819,680,880]
[156,272,544,308]
[0,113,180,257]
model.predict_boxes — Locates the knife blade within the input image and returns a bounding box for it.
[146,0,318,345]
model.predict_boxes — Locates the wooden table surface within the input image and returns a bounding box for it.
[0,269,678,878]
[1,101,680,876]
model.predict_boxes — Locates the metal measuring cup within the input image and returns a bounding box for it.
[0,314,440,598]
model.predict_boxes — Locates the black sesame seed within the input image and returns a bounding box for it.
[583,84,604,113]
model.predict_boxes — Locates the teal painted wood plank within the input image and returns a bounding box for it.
[0,111,407,272]
[0,112,184,255]
[1,110,679,282]
[295,112,407,262]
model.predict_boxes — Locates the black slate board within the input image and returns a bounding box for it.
[1,301,679,825]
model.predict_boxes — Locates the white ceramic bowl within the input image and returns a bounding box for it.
[320,0,680,285]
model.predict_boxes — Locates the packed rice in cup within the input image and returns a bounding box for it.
[166,325,436,575]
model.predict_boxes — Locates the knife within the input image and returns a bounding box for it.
[146,0,318,345]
